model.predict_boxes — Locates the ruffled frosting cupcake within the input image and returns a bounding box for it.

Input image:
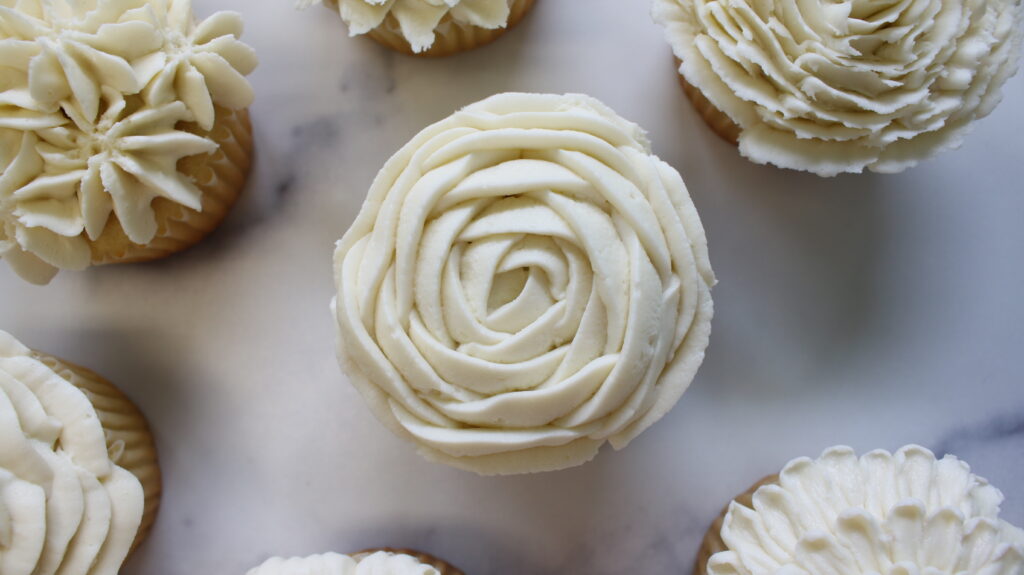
[0,329,161,575]
[653,0,1024,175]
[697,445,1024,575]
[248,550,462,575]
[0,0,257,284]
[299,0,536,56]
[333,92,715,475]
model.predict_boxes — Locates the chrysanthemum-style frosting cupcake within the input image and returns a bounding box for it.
[0,0,257,284]
[298,0,536,57]
[248,549,463,575]
[697,445,1024,575]
[333,92,715,475]
[0,330,161,575]
[653,0,1024,176]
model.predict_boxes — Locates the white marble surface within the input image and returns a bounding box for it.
[2,1,1023,573]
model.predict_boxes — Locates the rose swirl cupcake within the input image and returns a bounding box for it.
[298,0,537,57]
[333,92,715,475]
[697,445,1024,575]
[653,0,1024,175]
[0,330,161,575]
[0,0,257,284]
[247,549,463,575]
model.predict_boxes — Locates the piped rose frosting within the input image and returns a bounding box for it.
[247,551,441,575]
[299,0,514,53]
[653,0,1024,175]
[333,93,715,475]
[0,0,256,283]
[0,330,144,575]
[709,445,1024,575]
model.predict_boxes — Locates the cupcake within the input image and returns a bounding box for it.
[697,445,1024,575]
[333,92,715,475]
[653,0,1024,176]
[298,0,536,57]
[0,0,257,284]
[0,330,161,574]
[248,549,463,575]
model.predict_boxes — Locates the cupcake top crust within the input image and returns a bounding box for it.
[709,445,1024,575]
[300,0,516,53]
[248,551,442,575]
[0,0,256,283]
[653,0,1024,176]
[0,330,144,575]
[333,92,715,475]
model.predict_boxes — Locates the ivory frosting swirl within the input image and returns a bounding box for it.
[0,330,144,575]
[708,445,1024,575]
[299,0,516,53]
[333,92,715,475]
[0,0,256,284]
[653,0,1024,176]
[247,551,441,575]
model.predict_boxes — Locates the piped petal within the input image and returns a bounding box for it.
[187,52,254,109]
[100,162,157,245]
[14,225,90,271]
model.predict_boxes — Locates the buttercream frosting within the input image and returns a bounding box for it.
[299,0,515,53]
[0,0,256,283]
[247,551,441,575]
[333,92,715,475]
[709,445,1024,575]
[0,330,144,575]
[653,0,1024,175]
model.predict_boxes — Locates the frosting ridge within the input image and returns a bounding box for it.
[0,330,144,575]
[333,92,714,474]
[709,445,1024,575]
[653,0,1024,175]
